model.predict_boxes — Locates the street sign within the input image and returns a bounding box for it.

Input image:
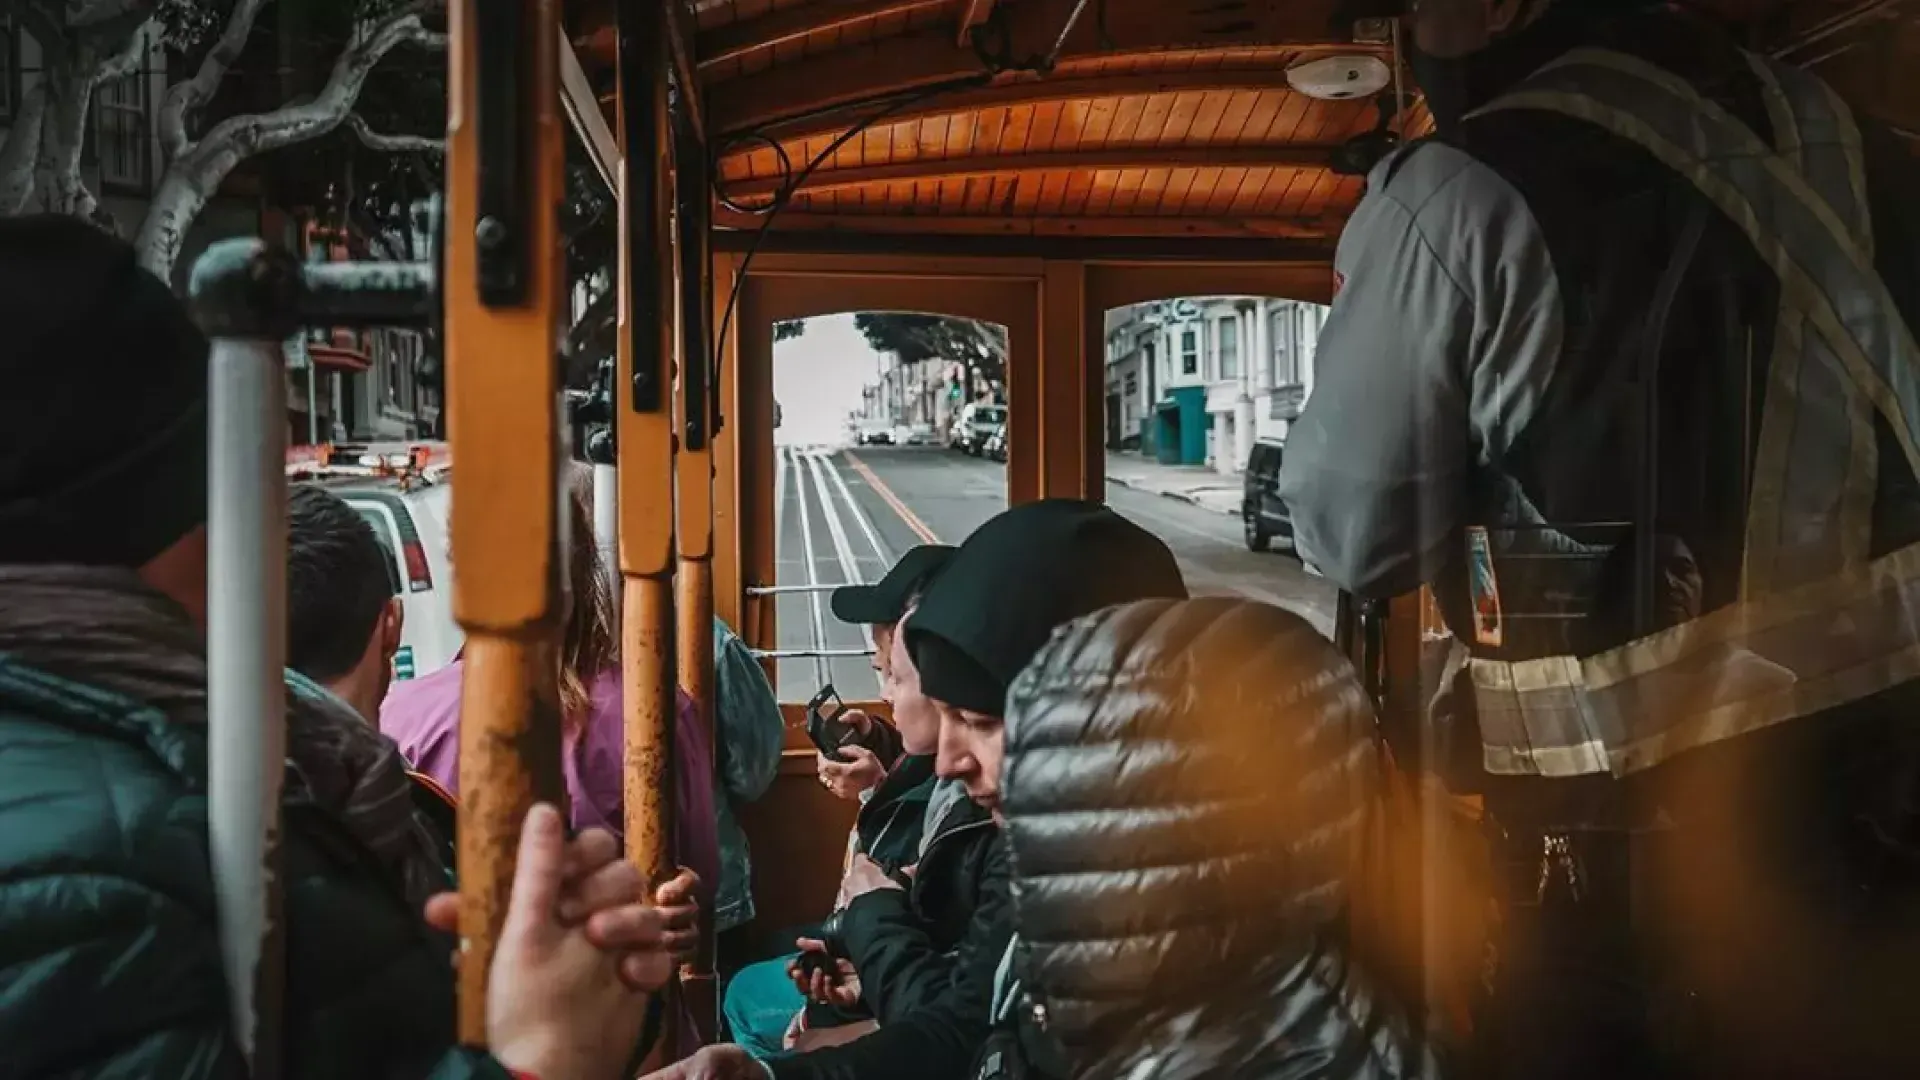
[949,384,962,400]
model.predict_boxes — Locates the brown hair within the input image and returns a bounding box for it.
[561,463,618,733]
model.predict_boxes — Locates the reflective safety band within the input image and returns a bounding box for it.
[1464,47,1920,777]
[1472,536,1920,777]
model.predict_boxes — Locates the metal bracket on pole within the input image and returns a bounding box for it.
[474,0,530,306]
[620,0,668,415]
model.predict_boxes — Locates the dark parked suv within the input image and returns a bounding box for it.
[1242,439,1294,552]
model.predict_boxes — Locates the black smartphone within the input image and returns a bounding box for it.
[806,683,862,762]
[794,949,838,982]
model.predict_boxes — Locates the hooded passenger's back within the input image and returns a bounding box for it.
[995,598,1441,1080]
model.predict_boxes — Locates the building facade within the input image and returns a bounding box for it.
[0,16,439,446]
[1105,295,1328,474]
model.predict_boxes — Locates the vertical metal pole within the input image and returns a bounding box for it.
[304,347,320,446]
[615,0,680,1060]
[446,0,568,1046]
[207,337,288,1079]
[595,462,621,595]
[673,64,719,1041]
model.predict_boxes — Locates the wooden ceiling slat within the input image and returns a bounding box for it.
[714,209,1339,241]
[1158,90,1205,146]
[1026,99,1066,152]
[1060,169,1096,216]
[1184,90,1233,144]
[707,0,1366,136]
[1265,90,1315,143]
[1237,91,1286,146]
[1153,162,1200,215]
[1086,169,1122,215]
[1183,165,1228,213]
[715,144,1341,200]
[1134,93,1179,143]
[1110,169,1150,214]
[1001,104,1036,154]
[1109,96,1150,143]
[1010,171,1044,215]
[738,66,1321,145]
[698,0,948,71]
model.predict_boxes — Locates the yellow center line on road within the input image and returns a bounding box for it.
[843,451,942,545]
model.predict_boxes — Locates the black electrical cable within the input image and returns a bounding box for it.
[706,72,992,433]
[711,130,794,216]
[703,0,1100,432]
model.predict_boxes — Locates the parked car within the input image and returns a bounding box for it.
[983,423,1007,462]
[954,401,1007,455]
[1242,439,1294,553]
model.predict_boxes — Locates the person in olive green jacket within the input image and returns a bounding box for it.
[0,214,696,1079]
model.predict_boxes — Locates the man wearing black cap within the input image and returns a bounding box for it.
[813,543,957,803]
[722,544,954,1055]
[657,500,1186,1080]
[0,214,712,1078]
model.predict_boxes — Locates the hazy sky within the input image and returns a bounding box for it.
[773,314,883,447]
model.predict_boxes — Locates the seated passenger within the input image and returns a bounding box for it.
[381,461,719,1048]
[384,464,718,875]
[713,613,788,949]
[284,482,455,869]
[660,499,1187,1080]
[723,545,954,1056]
[0,213,698,1077]
[978,597,1443,1080]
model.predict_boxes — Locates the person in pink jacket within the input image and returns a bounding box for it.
[383,464,720,1049]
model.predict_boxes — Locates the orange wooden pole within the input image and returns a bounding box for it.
[444,0,567,1047]
[615,0,681,1059]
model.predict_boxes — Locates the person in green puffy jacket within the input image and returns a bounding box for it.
[0,214,698,1080]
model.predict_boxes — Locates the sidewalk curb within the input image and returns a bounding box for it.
[1106,473,1238,516]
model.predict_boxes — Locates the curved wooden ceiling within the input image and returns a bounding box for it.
[564,0,1918,257]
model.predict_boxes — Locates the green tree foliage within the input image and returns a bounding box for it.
[773,319,806,341]
[852,312,1006,385]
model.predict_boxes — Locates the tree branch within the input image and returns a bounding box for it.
[93,18,148,81]
[345,113,443,154]
[160,0,274,161]
[0,84,49,214]
[190,10,444,167]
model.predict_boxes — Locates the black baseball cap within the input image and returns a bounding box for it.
[831,544,957,626]
[908,499,1188,716]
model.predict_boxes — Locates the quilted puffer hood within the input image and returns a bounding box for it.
[1000,597,1424,1077]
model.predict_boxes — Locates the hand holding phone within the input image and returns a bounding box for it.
[806,684,865,763]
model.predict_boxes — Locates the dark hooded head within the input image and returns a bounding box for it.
[906,498,1187,813]
[999,598,1402,1074]
[0,215,210,575]
[1399,0,1667,136]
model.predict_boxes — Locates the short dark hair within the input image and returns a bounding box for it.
[287,484,397,682]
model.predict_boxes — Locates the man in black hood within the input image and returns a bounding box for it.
[1285,3,1920,1078]
[653,500,1186,1080]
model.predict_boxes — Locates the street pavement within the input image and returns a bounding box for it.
[772,444,1335,702]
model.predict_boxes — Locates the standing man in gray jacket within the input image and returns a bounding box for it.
[1280,2,1920,1077]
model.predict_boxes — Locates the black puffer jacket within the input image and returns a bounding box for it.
[989,598,1443,1080]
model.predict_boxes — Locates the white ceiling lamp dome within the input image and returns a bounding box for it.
[1285,55,1393,101]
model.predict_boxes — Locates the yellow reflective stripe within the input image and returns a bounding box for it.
[1743,50,1804,171]
[1474,536,1920,777]
[1475,87,1920,486]
[1743,309,1806,596]
[1812,73,1873,250]
[1843,360,1880,567]
[1532,50,1884,312]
